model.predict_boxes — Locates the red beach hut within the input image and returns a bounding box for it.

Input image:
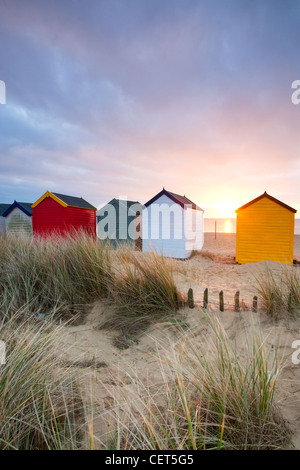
[32,191,97,237]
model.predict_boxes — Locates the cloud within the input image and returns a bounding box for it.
[0,0,299,215]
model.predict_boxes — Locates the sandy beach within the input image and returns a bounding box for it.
[55,233,300,449]
[203,232,300,260]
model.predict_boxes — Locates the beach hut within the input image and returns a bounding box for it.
[2,201,33,236]
[235,191,297,265]
[97,198,143,246]
[32,191,97,237]
[0,204,10,236]
[142,188,204,259]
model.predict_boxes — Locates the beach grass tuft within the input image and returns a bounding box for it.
[106,315,289,450]
[0,310,84,450]
[255,266,300,318]
[0,235,184,333]
[98,249,185,345]
[0,232,111,320]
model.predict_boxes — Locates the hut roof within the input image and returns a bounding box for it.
[32,191,97,210]
[52,193,97,210]
[144,188,204,211]
[97,199,143,217]
[0,204,11,216]
[235,191,297,214]
[2,201,33,217]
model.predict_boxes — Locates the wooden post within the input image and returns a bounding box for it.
[219,290,224,312]
[270,292,274,315]
[188,288,194,309]
[252,296,258,312]
[203,288,208,309]
[234,291,240,312]
[288,292,293,313]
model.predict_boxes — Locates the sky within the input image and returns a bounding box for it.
[0,0,300,217]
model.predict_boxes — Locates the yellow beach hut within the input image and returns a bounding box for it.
[235,192,297,265]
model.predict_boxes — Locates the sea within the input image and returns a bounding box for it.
[204,218,300,235]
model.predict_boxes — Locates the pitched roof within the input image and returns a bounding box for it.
[2,201,33,217]
[97,199,143,217]
[235,191,297,214]
[144,189,204,211]
[32,191,97,210]
[0,204,11,216]
[52,193,97,210]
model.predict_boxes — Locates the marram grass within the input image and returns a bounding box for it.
[255,266,300,319]
[102,250,184,335]
[105,315,289,450]
[0,234,184,333]
[0,233,111,320]
[0,311,84,450]
[0,235,292,450]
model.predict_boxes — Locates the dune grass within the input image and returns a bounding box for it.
[0,233,111,320]
[0,310,85,450]
[0,235,292,450]
[106,315,289,450]
[0,309,290,450]
[0,234,184,335]
[102,250,184,337]
[255,266,300,319]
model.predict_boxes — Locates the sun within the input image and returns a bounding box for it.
[204,196,238,218]
[215,200,237,219]
[224,219,232,233]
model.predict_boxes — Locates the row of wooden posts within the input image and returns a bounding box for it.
[187,287,258,312]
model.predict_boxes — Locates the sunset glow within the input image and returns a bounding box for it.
[205,200,238,219]
[224,220,233,233]
[0,2,299,452]
[0,1,299,217]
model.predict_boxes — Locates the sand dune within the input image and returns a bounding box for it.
[55,233,300,449]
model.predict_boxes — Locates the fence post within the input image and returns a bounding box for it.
[252,296,258,312]
[219,291,224,312]
[203,288,208,309]
[234,291,240,312]
[188,288,194,309]
[270,292,274,315]
[288,292,293,313]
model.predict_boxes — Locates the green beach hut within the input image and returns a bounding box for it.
[97,198,143,246]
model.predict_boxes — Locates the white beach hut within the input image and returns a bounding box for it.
[142,188,204,259]
[3,201,33,236]
[0,204,10,236]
